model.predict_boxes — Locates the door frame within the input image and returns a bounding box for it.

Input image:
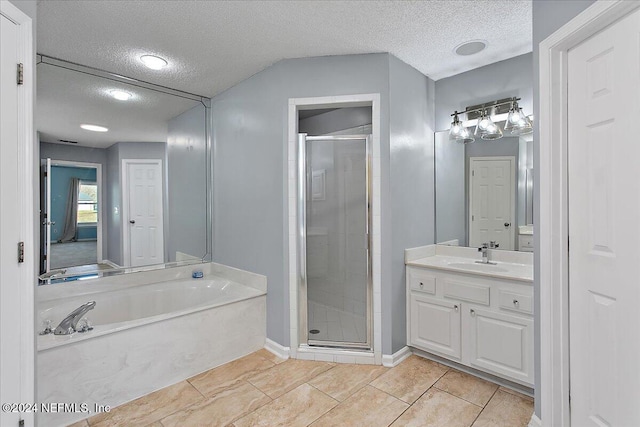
[539,1,640,426]
[287,94,382,364]
[47,159,103,265]
[468,156,516,250]
[0,1,34,426]
[121,158,164,267]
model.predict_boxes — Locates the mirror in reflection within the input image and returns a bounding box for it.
[37,57,210,282]
[435,129,533,252]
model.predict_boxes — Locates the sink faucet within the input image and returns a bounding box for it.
[476,243,497,265]
[54,301,96,335]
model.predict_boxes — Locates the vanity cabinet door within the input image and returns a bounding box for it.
[464,307,533,386]
[410,293,461,360]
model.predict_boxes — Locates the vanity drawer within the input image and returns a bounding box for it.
[407,268,436,294]
[443,279,490,305]
[498,290,532,314]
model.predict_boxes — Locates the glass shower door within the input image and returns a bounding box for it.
[298,134,371,349]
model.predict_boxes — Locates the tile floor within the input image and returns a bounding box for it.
[307,300,366,343]
[69,351,533,427]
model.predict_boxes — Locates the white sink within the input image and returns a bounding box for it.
[447,262,509,273]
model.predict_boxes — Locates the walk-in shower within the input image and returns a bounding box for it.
[297,133,372,349]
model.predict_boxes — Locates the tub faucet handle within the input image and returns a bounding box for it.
[39,320,53,335]
[76,317,94,333]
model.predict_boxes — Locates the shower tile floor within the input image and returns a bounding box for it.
[70,351,534,427]
[307,300,366,343]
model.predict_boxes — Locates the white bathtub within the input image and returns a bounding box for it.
[37,265,267,427]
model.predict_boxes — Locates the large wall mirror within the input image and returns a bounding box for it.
[37,56,211,283]
[435,127,533,252]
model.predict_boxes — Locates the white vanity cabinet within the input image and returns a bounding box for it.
[406,266,533,387]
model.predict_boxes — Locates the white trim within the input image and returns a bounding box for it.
[382,346,411,367]
[287,93,382,364]
[121,158,165,268]
[102,259,120,269]
[538,1,640,426]
[264,338,290,360]
[49,159,103,263]
[1,1,34,425]
[528,414,542,427]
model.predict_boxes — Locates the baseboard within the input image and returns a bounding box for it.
[382,346,411,367]
[528,414,542,427]
[264,338,290,360]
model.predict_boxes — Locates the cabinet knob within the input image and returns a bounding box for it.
[419,282,423,288]
[513,299,519,307]
[470,309,475,316]
[454,305,458,312]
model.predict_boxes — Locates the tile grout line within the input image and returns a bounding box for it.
[432,383,494,409]
[469,386,501,426]
[375,367,452,426]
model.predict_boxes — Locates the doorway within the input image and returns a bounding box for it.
[539,2,640,425]
[298,133,372,349]
[40,159,103,274]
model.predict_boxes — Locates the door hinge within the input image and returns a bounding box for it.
[472,215,475,221]
[472,170,475,177]
[17,63,24,85]
[18,242,24,263]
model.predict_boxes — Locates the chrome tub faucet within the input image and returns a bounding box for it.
[54,301,96,335]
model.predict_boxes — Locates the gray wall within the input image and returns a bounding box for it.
[106,144,121,265]
[388,55,435,353]
[40,141,109,257]
[211,53,391,348]
[532,0,596,418]
[299,107,372,135]
[435,131,465,245]
[434,53,533,132]
[166,104,208,261]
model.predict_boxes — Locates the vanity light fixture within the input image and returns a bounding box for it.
[450,97,532,142]
[140,54,168,70]
[109,89,132,101]
[449,112,475,143]
[80,124,108,132]
[504,100,533,135]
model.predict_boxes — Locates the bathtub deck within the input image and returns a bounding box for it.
[69,350,534,427]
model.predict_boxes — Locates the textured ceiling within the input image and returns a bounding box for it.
[37,0,532,98]
[37,63,200,148]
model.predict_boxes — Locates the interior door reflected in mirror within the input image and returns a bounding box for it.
[434,129,534,252]
[36,56,211,282]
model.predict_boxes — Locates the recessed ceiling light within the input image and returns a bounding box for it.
[454,40,487,56]
[109,89,132,101]
[140,54,168,70]
[80,124,109,132]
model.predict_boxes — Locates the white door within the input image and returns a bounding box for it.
[1,11,25,427]
[123,160,164,267]
[568,8,640,426]
[469,157,515,250]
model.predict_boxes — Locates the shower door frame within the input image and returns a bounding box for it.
[297,133,373,350]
